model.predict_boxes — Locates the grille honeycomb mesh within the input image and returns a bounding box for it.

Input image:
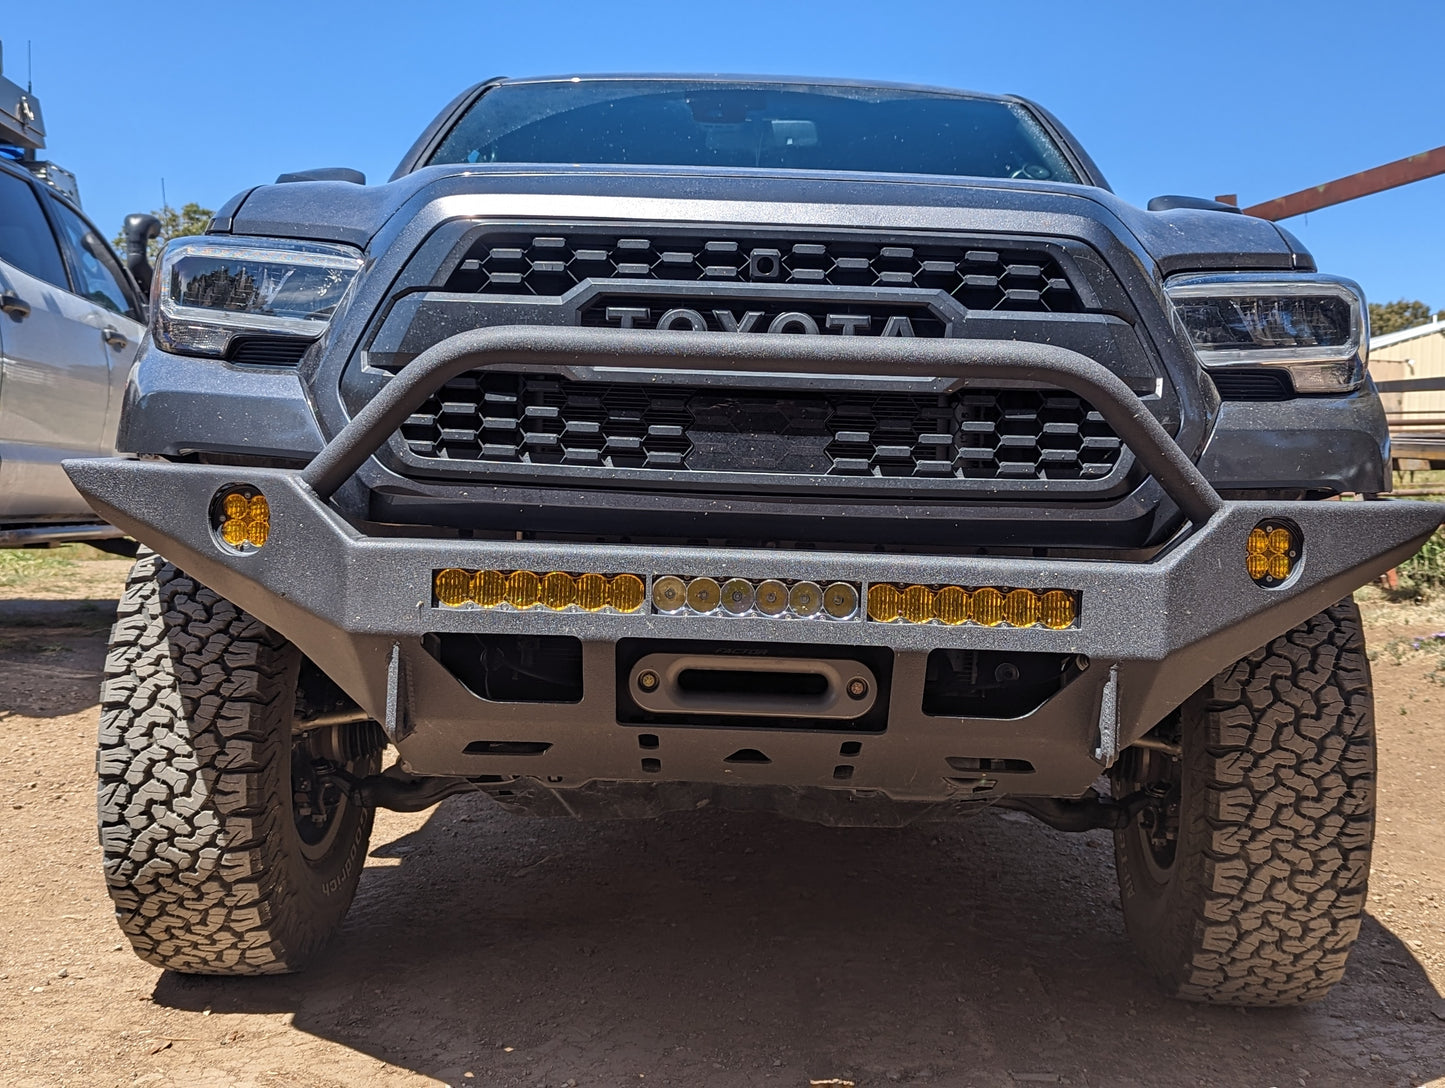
[401,374,1122,481]
[443,232,1082,313]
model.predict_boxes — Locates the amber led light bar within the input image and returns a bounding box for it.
[433,569,645,612]
[432,569,1078,628]
[866,584,1078,629]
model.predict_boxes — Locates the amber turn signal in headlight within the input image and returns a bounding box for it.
[1246,522,1299,586]
[866,583,1078,629]
[434,569,646,612]
[214,488,270,550]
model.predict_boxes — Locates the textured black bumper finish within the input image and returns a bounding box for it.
[65,456,1442,801]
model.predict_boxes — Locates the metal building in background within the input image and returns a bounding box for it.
[1371,322,1445,468]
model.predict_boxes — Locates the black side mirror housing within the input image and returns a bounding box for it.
[275,167,366,185]
[122,213,162,301]
[1146,194,1243,214]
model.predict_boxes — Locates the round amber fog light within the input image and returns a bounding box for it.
[1246,521,1300,587]
[212,487,270,552]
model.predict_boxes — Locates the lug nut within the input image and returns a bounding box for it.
[846,677,869,700]
[637,670,660,692]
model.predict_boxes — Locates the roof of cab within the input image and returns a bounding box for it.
[493,73,1011,101]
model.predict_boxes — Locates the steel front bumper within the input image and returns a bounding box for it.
[66,328,1444,802]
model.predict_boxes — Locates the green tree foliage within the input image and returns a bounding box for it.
[112,202,214,265]
[1369,298,1444,337]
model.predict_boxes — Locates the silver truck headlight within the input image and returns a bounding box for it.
[153,237,364,359]
[1165,273,1368,394]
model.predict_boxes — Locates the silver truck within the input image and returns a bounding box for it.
[0,47,146,548]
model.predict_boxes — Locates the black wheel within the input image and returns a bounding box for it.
[1111,599,1375,1005]
[98,551,384,975]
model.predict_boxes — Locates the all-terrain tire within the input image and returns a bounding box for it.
[98,552,380,974]
[1113,598,1375,1005]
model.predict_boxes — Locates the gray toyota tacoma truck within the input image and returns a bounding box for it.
[66,75,1443,1004]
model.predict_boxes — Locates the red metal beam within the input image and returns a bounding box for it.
[1243,146,1445,221]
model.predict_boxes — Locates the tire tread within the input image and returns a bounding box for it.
[98,552,363,974]
[1133,599,1376,1005]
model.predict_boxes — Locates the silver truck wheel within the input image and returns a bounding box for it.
[98,552,382,975]
[1111,599,1375,1005]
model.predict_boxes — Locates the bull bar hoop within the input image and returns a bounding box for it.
[301,326,1225,526]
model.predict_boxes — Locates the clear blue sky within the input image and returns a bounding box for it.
[9,0,1444,310]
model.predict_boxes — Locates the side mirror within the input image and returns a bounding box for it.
[274,167,366,185]
[1146,194,1243,214]
[122,213,162,301]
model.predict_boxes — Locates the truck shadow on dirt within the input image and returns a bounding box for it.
[0,627,112,718]
[153,793,1444,1087]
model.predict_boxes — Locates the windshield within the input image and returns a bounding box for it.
[428,80,1080,183]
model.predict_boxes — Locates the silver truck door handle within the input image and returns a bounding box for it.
[1,292,30,319]
[101,325,129,350]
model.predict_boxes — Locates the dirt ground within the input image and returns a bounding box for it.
[1,549,1442,1088]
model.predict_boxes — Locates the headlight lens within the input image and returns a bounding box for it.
[154,236,363,359]
[1165,273,1367,393]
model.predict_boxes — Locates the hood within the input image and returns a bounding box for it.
[217,162,1301,277]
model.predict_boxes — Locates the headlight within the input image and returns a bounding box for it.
[153,236,363,360]
[1165,273,1367,394]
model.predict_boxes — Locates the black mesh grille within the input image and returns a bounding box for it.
[442,232,1083,313]
[401,374,1122,481]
